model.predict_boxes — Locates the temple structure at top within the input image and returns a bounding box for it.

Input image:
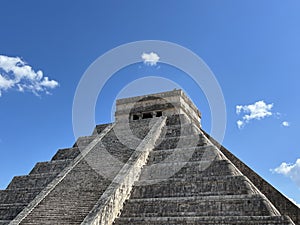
[115,89,201,127]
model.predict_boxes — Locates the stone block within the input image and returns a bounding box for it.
[120,195,276,217]
[51,147,80,161]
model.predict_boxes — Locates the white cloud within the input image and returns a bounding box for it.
[0,55,59,97]
[282,121,290,127]
[0,75,14,93]
[236,105,243,114]
[237,120,244,129]
[141,52,160,66]
[272,159,300,187]
[236,100,273,128]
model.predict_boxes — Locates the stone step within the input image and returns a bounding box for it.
[112,119,154,139]
[6,173,58,190]
[100,138,135,164]
[19,156,113,224]
[16,220,81,225]
[105,117,163,140]
[0,188,42,204]
[154,135,208,151]
[29,159,72,175]
[20,192,109,223]
[51,147,80,161]
[92,123,110,135]
[114,216,294,225]
[0,220,10,225]
[17,118,165,224]
[120,195,276,217]
[139,160,240,181]
[0,203,27,220]
[99,128,146,163]
[162,123,200,138]
[147,146,221,164]
[131,175,257,199]
[165,114,190,126]
[101,129,140,150]
[73,135,97,148]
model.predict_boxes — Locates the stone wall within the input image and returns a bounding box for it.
[202,129,300,225]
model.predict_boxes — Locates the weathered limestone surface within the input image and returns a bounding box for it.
[114,114,296,225]
[0,150,79,224]
[1,115,164,224]
[81,117,166,225]
[0,90,298,225]
[7,124,114,225]
[203,129,300,225]
[115,216,294,225]
[7,118,161,225]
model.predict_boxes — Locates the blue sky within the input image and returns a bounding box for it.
[0,1,300,205]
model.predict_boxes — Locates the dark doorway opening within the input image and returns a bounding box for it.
[132,114,139,120]
[142,112,153,119]
[156,111,162,117]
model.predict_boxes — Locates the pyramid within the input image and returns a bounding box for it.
[0,89,299,225]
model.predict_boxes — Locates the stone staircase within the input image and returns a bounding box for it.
[114,115,294,225]
[0,119,158,225]
[0,146,81,225]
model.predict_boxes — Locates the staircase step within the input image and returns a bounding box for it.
[6,173,59,190]
[154,135,208,151]
[51,147,80,161]
[139,160,240,181]
[163,123,200,138]
[92,123,110,135]
[0,203,27,220]
[100,140,135,164]
[114,216,294,225]
[73,135,97,148]
[111,118,153,139]
[19,154,113,224]
[103,117,160,141]
[0,188,42,204]
[0,220,10,225]
[147,146,221,164]
[131,175,257,198]
[101,129,140,150]
[29,159,72,175]
[165,114,190,126]
[120,195,276,217]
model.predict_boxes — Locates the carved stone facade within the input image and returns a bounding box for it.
[115,89,201,127]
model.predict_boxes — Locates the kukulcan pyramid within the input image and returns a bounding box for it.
[0,89,299,225]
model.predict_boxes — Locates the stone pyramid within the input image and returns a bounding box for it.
[0,90,299,225]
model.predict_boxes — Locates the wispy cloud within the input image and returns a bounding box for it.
[282,121,290,127]
[141,52,160,66]
[0,55,59,97]
[236,100,273,129]
[271,158,300,188]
